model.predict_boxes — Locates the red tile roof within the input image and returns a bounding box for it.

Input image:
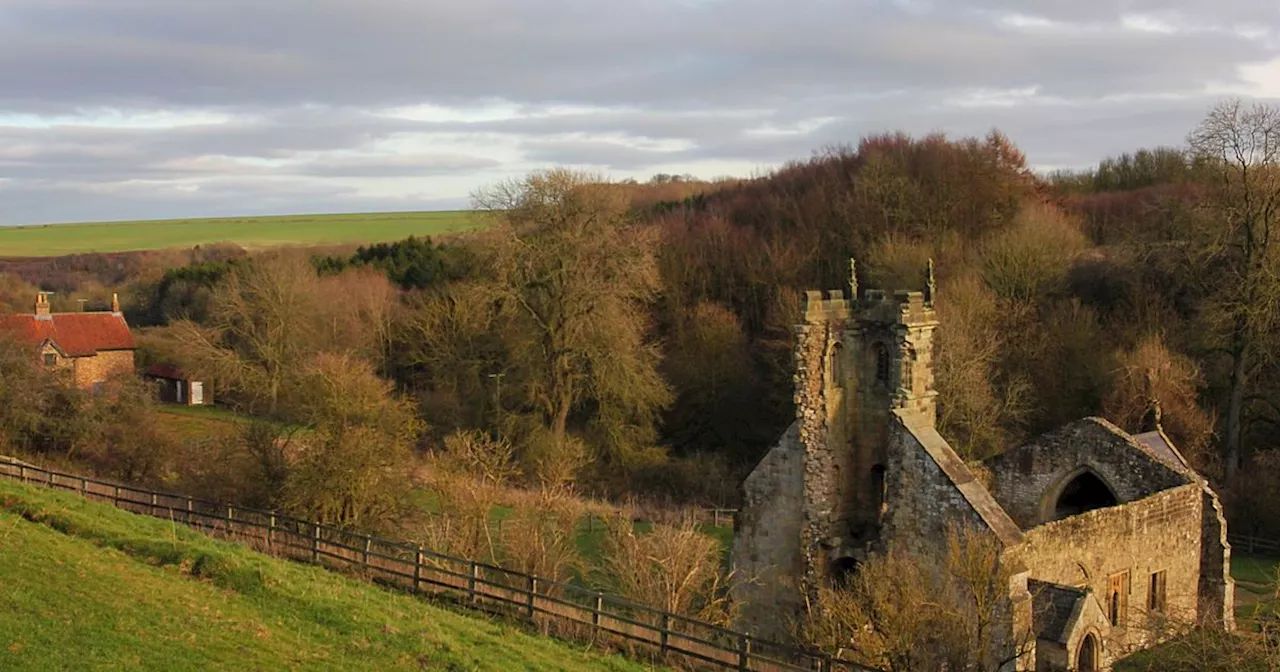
[0,312,136,357]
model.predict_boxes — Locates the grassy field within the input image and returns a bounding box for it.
[0,479,651,671]
[0,211,481,257]
[1233,552,1279,621]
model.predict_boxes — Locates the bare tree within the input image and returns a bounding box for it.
[801,524,1033,671]
[1187,100,1280,485]
[471,168,672,480]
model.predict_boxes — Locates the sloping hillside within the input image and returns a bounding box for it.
[0,479,650,671]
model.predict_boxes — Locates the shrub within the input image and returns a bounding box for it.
[595,517,734,626]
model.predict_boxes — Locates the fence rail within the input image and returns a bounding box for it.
[1229,533,1280,557]
[0,457,872,672]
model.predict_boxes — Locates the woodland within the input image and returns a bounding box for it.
[2,100,1280,669]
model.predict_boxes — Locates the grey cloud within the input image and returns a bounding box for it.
[2,0,1280,224]
[0,0,1274,113]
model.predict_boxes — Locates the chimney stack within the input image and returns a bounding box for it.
[34,293,50,317]
[111,292,121,314]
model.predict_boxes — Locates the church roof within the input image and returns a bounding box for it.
[1029,580,1087,644]
[1132,430,1192,473]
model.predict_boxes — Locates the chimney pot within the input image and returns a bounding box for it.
[111,293,121,313]
[34,293,50,317]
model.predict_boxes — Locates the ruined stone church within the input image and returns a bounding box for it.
[731,261,1235,671]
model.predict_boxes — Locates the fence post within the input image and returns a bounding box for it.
[79,477,86,497]
[737,634,751,672]
[527,576,537,618]
[19,465,25,483]
[660,613,671,656]
[227,506,235,535]
[363,537,371,571]
[113,485,120,506]
[592,592,603,633]
[413,547,423,593]
[713,509,721,527]
[268,513,276,550]
[150,492,158,517]
[467,561,478,602]
[311,522,321,564]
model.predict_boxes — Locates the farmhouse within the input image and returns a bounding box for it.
[0,293,137,392]
[731,261,1234,671]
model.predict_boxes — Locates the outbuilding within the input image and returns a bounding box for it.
[143,362,210,406]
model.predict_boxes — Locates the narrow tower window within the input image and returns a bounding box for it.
[874,342,890,386]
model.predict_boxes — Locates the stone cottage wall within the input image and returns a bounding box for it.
[72,349,135,389]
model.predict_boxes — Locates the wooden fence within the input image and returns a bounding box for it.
[0,458,873,672]
[1230,533,1280,557]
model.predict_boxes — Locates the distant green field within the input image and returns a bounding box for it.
[0,211,482,257]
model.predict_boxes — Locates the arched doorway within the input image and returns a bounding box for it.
[1053,470,1118,520]
[829,556,859,587]
[1076,633,1099,671]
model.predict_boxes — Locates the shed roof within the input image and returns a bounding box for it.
[0,312,136,357]
[144,362,193,380]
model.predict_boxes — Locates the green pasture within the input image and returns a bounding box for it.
[0,478,649,671]
[0,211,482,257]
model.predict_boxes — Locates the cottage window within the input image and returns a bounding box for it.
[43,353,56,367]
[1108,571,1130,626]
[1148,570,1167,613]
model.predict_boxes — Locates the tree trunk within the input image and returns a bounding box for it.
[1224,339,1247,486]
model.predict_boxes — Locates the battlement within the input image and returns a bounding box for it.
[802,289,852,323]
[858,289,937,327]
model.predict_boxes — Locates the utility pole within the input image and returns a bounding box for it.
[488,372,505,442]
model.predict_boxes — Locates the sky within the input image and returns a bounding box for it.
[1,1,1279,226]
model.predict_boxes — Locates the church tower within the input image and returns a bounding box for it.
[794,259,938,594]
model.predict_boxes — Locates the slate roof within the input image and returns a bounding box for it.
[0,312,136,357]
[1030,580,1086,644]
[1132,430,1190,472]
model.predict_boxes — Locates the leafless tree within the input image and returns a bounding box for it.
[1187,99,1280,485]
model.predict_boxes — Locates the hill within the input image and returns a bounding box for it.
[0,211,480,257]
[0,478,649,671]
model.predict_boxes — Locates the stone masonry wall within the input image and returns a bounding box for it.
[731,422,805,638]
[1014,483,1205,655]
[1198,488,1235,630]
[881,415,1000,560]
[71,350,135,390]
[983,418,1191,530]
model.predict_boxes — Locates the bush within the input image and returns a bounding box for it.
[440,429,519,486]
[594,516,734,626]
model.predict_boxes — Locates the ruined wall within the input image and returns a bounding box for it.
[1198,488,1235,630]
[731,422,806,637]
[71,350,135,390]
[1014,483,1204,654]
[983,418,1191,530]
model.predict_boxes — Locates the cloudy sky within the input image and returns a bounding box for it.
[1,0,1278,226]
